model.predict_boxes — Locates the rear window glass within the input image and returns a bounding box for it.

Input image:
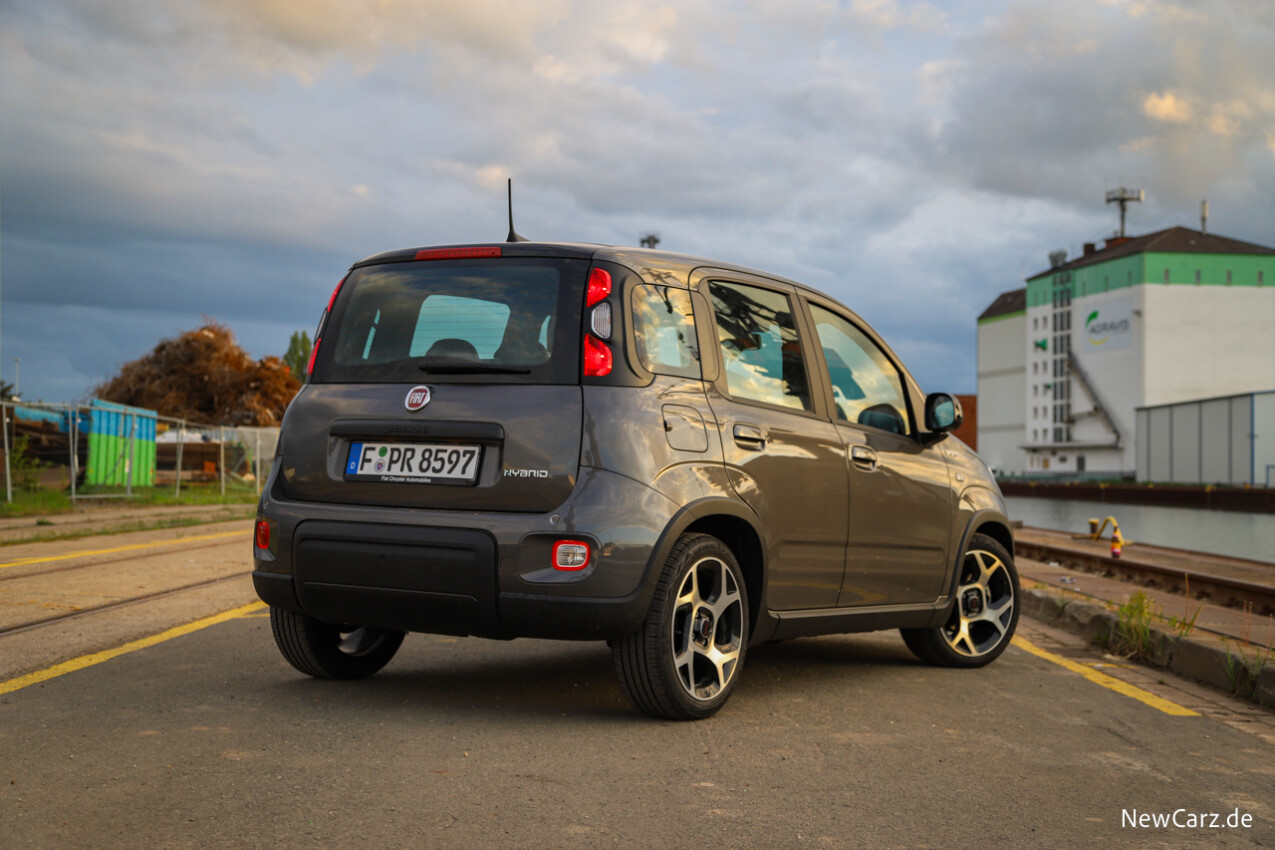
[316,258,585,384]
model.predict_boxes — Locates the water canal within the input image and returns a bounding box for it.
[1003,495,1275,565]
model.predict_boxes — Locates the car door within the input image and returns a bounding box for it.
[695,272,849,611]
[803,299,954,607]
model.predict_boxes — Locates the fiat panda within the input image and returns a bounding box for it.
[252,240,1017,720]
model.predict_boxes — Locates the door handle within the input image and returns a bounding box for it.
[851,445,878,470]
[732,423,767,450]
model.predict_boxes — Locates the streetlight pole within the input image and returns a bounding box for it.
[12,358,17,398]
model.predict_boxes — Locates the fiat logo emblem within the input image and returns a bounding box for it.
[404,385,432,412]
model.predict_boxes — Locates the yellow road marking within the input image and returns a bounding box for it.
[1014,636,1199,717]
[0,601,266,696]
[0,529,250,570]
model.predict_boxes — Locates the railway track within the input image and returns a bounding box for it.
[1015,529,1275,617]
[0,525,253,639]
[0,570,253,636]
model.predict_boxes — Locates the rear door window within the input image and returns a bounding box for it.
[317,258,586,384]
[708,280,812,411]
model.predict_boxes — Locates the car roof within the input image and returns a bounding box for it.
[351,241,812,294]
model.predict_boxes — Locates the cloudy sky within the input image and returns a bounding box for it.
[2,0,1273,404]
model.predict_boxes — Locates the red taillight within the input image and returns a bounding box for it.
[305,338,321,376]
[583,334,612,376]
[326,275,348,313]
[307,275,348,379]
[586,267,612,307]
[255,520,271,551]
[415,246,503,261]
[552,540,591,571]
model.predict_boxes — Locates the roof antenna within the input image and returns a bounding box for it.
[506,178,528,243]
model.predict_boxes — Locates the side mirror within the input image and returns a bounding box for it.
[924,392,963,434]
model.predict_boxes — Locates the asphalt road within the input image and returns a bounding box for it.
[1,526,1273,848]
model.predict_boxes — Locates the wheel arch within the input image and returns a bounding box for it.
[929,507,1015,628]
[649,498,767,640]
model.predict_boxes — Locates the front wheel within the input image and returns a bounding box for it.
[901,533,1019,668]
[611,534,749,720]
[270,607,405,679]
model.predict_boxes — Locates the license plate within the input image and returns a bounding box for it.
[345,441,481,483]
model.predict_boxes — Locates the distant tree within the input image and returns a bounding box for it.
[283,330,313,383]
[94,321,301,426]
[0,380,15,402]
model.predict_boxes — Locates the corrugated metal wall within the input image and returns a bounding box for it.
[1136,391,1271,485]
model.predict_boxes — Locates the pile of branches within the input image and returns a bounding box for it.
[95,322,300,426]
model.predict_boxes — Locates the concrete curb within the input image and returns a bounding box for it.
[1021,587,1275,710]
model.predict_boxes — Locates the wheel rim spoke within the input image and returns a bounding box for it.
[670,555,744,701]
[944,548,1014,657]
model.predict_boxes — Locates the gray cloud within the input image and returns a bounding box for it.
[2,0,1272,403]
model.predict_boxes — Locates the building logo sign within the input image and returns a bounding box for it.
[1084,298,1133,352]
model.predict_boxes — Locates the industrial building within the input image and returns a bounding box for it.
[977,225,1275,483]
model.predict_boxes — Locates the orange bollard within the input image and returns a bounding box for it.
[1111,529,1123,559]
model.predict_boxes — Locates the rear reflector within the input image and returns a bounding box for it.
[583,333,612,376]
[415,247,503,261]
[552,540,591,570]
[586,267,612,307]
[590,302,612,339]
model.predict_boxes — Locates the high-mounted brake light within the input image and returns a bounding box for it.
[586,268,612,307]
[583,333,612,377]
[415,247,503,261]
[552,540,591,571]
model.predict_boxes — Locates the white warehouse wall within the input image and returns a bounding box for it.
[1141,287,1275,406]
[976,313,1026,475]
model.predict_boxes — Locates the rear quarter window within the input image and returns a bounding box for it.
[631,285,700,378]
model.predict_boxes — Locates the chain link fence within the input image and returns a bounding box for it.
[1,400,279,503]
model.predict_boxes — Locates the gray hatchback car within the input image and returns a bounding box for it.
[253,240,1018,719]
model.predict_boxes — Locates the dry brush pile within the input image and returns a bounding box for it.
[95,322,300,426]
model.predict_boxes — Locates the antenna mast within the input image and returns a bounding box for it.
[1105,187,1143,238]
[506,179,527,243]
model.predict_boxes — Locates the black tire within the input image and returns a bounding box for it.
[611,534,749,720]
[270,607,405,679]
[901,533,1020,668]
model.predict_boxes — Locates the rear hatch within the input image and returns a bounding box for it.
[279,248,591,513]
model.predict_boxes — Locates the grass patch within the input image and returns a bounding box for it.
[1110,591,1159,661]
[0,482,258,518]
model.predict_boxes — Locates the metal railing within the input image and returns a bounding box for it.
[1,400,278,503]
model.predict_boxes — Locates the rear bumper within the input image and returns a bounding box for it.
[253,464,675,641]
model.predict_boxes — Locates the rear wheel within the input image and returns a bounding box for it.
[901,533,1019,668]
[612,534,749,720]
[270,607,405,679]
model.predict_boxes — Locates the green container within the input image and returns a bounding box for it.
[86,400,157,488]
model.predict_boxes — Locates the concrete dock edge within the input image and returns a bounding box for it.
[1022,587,1275,710]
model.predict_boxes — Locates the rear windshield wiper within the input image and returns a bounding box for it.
[415,357,531,375]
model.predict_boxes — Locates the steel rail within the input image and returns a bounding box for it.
[1014,538,1275,617]
[0,570,254,637]
[0,537,246,583]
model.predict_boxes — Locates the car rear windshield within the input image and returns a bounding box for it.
[314,257,587,384]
